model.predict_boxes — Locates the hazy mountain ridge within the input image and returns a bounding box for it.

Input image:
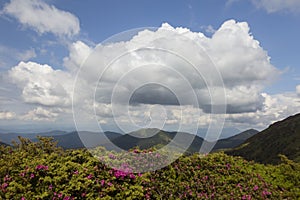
[213,129,259,151]
[0,130,69,145]
[1,111,299,165]
[0,128,255,152]
[110,128,205,154]
[0,141,9,147]
[0,131,122,149]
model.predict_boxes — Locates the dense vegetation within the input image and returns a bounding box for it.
[0,137,299,199]
[227,113,300,164]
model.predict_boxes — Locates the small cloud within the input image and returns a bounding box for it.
[227,0,300,14]
[251,0,300,14]
[0,111,16,120]
[17,48,36,61]
[225,0,240,7]
[21,107,59,121]
[296,85,300,96]
[200,25,216,35]
[205,25,216,34]
[0,45,36,68]
[2,0,80,37]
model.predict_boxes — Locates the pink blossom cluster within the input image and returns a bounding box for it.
[35,164,49,171]
[109,163,140,180]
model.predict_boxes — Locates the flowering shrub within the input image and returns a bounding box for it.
[0,137,299,199]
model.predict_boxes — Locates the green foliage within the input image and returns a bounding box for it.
[227,113,300,164]
[0,137,299,199]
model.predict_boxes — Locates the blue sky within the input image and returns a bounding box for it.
[0,0,299,134]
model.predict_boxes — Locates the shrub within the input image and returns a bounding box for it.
[0,137,299,199]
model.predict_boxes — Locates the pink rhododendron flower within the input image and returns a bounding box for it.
[242,195,252,200]
[226,163,231,170]
[100,179,105,186]
[129,174,136,179]
[86,174,93,179]
[2,182,8,189]
[4,175,11,182]
[253,185,259,191]
[262,190,271,196]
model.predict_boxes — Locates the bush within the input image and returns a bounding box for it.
[0,137,299,199]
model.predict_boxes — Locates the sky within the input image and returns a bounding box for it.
[0,0,299,135]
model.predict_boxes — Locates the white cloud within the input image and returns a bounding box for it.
[5,20,292,132]
[18,49,37,61]
[0,45,36,68]
[226,92,300,129]
[200,25,216,34]
[208,20,277,84]
[0,111,16,120]
[63,41,92,72]
[69,20,278,115]
[21,107,59,121]
[297,85,300,96]
[252,0,300,13]
[2,0,80,37]
[8,61,73,106]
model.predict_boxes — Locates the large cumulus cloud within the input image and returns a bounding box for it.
[8,20,294,131]
[71,20,278,115]
[8,61,73,106]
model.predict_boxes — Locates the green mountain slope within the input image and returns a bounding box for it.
[213,129,259,151]
[227,113,300,164]
[111,128,204,154]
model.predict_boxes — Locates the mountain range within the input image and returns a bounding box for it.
[109,128,206,154]
[1,113,299,164]
[0,127,256,153]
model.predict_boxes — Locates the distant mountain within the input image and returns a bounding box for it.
[212,129,259,151]
[111,128,259,154]
[197,127,241,140]
[111,128,174,150]
[111,128,205,154]
[0,131,122,149]
[0,130,69,145]
[36,131,123,149]
[0,141,9,147]
[227,113,300,164]
[0,127,260,153]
